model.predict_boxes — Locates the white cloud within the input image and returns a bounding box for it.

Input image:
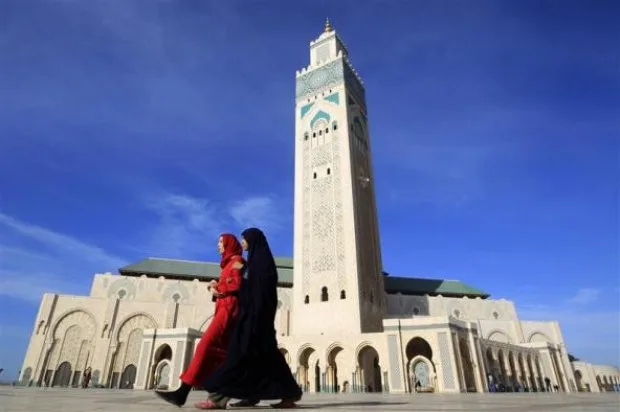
[0,213,126,303]
[568,288,600,305]
[517,293,620,366]
[140,193,221,257]
[138,192,286,258]
[0,213,125,268]
[229,196,284,234]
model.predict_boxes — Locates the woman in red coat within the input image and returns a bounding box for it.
[155,233,245,407]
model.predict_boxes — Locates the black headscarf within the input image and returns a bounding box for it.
[240,227,278,335]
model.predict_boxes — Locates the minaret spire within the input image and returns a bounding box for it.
[324,17,333,33]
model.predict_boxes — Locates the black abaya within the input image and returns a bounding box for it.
[203,228,302,401]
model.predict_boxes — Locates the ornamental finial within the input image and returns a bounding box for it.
[324,17,333,33]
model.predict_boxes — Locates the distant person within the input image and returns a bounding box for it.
[82,367,91,388]
[200,228,302,409]
[156,234,245,407]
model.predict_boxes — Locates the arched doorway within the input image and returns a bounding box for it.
[150,344,173,390]
[508,352,518,390]
[120,364,137,389]
[53,362,72,387]
[405,337,434,393]
[279,347,291,366]
[574,370,584,392]
[497,349,508,388]
[297,347,319,393]
[327,346,344,393]
[486,348,500,390]
[458,337,477,392]
[357,345,382,393]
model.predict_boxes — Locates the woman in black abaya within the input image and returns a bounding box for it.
[198,228,302,410]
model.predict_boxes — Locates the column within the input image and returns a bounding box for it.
[553,349,570,392]
[469,335,486,392]
[452,333,466,392]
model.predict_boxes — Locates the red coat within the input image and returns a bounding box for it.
[180,255,244,386]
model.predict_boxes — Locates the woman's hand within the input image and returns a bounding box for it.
[207,279,218,290]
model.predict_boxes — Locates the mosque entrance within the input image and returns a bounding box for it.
[120,364,137,389]
[53,362,72,387]
[458,337,477,392]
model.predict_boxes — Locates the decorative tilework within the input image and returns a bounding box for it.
[296,60,344,98]
[387,334,403,390]
[300,102,314,118]
[324,92,340,105]
[135,341,150,387]
[310,110,331,129]
[438,332,456,390]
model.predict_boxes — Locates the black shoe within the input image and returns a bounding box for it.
[155,384,191,407]
[230,399,260,407]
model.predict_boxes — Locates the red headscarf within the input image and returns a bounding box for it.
[220,233,244,268]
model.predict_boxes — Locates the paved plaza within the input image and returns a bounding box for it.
[0,388,619,412]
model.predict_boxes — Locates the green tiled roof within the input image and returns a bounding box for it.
[119,257,489,298]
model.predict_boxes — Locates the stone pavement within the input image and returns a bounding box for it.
[0,388,619,412]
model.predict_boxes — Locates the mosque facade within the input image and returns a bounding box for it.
[19,22,619,395]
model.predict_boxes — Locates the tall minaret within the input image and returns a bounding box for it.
[292,19,385,336]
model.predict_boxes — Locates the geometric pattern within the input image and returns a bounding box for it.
[438,332,456,390]
[296,60,345,99]
[387,334,403,390]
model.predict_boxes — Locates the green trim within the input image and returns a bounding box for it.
[119,257,488,298]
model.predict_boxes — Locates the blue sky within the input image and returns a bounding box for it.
[0,0,618,379]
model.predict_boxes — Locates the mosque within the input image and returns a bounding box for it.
[19,21,619,395]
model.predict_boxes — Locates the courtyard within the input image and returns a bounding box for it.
[0,388,618,412]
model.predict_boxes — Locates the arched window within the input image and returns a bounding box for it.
[319,130,322,135]
[340,290,346,300]
[332,121,338,131]
[327,168,331,175]
[304,295,309,304]
[321,287,329,302]
[325,128,329,134]
[313,172,317,179]
[313,132,316,138]
[304,132,309,141]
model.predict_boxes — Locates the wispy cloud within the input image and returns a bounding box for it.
[0,213,126,303]
[568,288,600,305]
[230,196,285,234]
[0,213,125,268]
[517,288,620,366]
[135,191,287,258]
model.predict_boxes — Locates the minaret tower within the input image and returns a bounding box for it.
[292,20,385,336]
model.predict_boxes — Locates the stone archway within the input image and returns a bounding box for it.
[486,348,500,389]
[326,345,345,393]
[279,347,291,366]
[298,346,319,393]
[109,314,156,388]
[405,337,434,393]
[53,361,72,387]
[357,345,382,393]
[43,310,96,388]
[508,352,519,390]
[574,370,584,392]
[526,354,538,391]
[497,349,508,388]
[150,344,173,390]
[120,364,137,389]
[517,353,528,391]
[458,337,477,392]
